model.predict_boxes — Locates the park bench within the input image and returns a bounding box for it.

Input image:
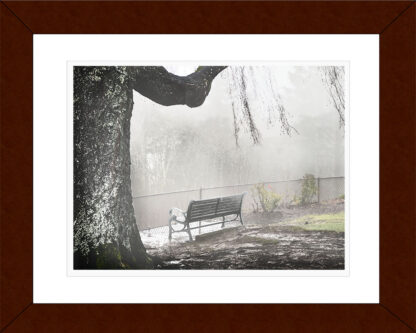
[168,192,247,241]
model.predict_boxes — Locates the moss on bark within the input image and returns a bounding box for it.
[74,66,151,269]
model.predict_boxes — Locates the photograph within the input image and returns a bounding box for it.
[73,64,347,270]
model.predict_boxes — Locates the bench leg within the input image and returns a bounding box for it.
[240,214,244,226]
[186,222,193,241]
[168,214,178,241]
[168,217,173,241]
[221,216,225,228]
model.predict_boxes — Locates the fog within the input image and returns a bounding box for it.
[130,65,345,197]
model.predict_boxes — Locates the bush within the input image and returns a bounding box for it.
[300,174,318,205]
[291,194,301,206]
[252,183,281,213]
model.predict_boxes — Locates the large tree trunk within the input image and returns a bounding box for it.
[73,66,226,269]
[74,67,151,269]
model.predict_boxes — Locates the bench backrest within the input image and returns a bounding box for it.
[186,193,246,223]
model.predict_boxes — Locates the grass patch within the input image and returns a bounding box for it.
[286,211,344,233]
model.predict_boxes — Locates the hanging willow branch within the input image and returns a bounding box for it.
[239,68,262,144]
[266,69,298,136]
[226,66,297,145]
[320,66,345,126]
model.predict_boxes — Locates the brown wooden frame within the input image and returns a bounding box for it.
[0,1,414,332]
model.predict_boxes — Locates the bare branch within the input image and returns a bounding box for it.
[129,66,227,108]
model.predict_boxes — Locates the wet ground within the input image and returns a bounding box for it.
[143,201,345,270]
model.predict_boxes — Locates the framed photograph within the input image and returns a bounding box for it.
[68,60,349,275]
[1,1,415,332]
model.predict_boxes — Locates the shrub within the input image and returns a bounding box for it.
[300,174,318,205]
[252,183,281,213]
[291,194,302,206]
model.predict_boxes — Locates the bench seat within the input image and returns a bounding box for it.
[168,192,246,241]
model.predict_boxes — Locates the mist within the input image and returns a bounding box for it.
[130,65,345,197]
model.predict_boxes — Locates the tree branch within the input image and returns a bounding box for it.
[129,66,227,108]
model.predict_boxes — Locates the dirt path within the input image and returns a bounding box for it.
[150,224,344,270]
[145,202,345,270]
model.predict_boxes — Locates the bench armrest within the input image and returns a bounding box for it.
[169,207,187,223]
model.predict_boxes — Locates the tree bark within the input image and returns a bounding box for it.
[129,66,226,107]
[73,66,225,269]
